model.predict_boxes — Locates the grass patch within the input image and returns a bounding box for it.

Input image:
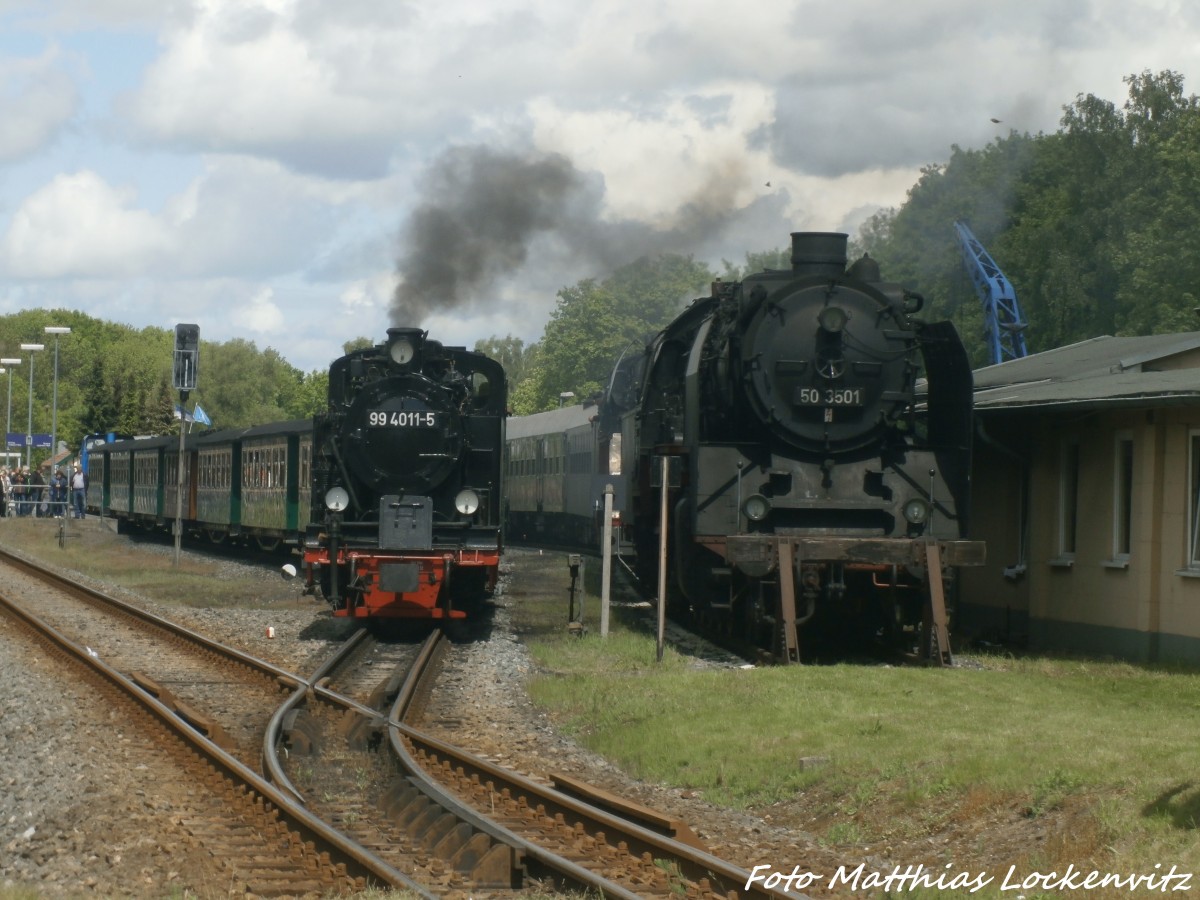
[0,517,300,608]
[509,550,1200,887]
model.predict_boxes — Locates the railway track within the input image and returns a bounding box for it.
[0,550,428,896]
[0,545,802,898]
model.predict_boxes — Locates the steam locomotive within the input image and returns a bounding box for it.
[506,232,984,661]
[83,329,504,621]
[305,328,507,619]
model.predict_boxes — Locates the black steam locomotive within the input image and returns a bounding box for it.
[508,232,984,661]
[305,328,507,619]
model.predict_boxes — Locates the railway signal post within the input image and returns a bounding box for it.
[172,324,200,567]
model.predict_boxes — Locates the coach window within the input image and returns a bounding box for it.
[1111,431,1134,564]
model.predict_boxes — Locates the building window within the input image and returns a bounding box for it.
[1113,432,1134,559]
[1189,432,1200,567]
[1059,438,1079,557]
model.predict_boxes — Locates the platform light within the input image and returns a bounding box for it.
[0,358,19,467]
[19,343,43,472]
[45,326,71,472]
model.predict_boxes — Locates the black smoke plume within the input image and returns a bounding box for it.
[390,144,770,325]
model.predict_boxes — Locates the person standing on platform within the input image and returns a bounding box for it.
[71,464,88,519]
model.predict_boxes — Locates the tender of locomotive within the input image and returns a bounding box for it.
[508,232,984,661]
[304,328,507,619]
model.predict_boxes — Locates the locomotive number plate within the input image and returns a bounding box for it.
[368,410,439,427]
[794,387,864,407]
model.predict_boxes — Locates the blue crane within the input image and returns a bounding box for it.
[953,221,1028,364]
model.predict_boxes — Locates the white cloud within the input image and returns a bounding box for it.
[121,0,407,177]
[0,47,79,164]
[528,84,776,226]
[0,1,175,28]
[4,0,1200,378]
[165,156,349,276]
[338,272,394,316]
[231,285,285,333]
[0,172,168,277]
[0,158,357,281]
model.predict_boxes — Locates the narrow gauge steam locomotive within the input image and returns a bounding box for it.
[305,327,507,619]
[505,232,985,661]
[84,328,506,622]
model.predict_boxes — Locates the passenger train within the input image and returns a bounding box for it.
[85,328,506,622]
[504,232,985,662]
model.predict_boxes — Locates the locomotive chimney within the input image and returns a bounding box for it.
[790,232,849,278]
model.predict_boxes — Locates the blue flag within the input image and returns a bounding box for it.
[192,403,212,426]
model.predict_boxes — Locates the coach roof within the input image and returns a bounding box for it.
[505,402,596,439]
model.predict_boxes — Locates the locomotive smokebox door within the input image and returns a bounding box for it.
[379,494,433,550]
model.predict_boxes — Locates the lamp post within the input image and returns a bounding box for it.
[44,327,71,470]
[0,358,19,467]
[20,343,43,472]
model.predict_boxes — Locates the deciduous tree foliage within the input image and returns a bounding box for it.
[500,253,714,414]
[0,310,330,466]
[860,69,1200,367]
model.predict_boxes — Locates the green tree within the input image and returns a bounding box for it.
[289,370,330,418]
[719,247,790,281]
[146,373,179,435]
[342,336,374,355]
[474,334,534,388]
[514,253,714,413]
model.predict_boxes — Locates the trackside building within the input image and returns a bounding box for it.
[959,332,1200,663]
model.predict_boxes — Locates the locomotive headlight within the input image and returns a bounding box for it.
[818,305,848,333]
[455,488,481,515]
[324,486,350,512]
[903,497,930,525]
[743,494,771,522]
[389,336,416,365]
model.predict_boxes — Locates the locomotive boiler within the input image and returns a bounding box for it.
[605,232,985,661]
[305,328,507,619]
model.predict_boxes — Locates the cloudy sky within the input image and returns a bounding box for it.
[1,0,1198,373]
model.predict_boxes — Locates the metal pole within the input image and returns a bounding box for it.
[45,327,71,469]
[0,358,22,466]
[25,352,34,472]
[2,367,10,464]
[18,344,43,476]
[601,483,613,638]
[174,390,188,567]
[52,338,58,467]
[657,456,669,662]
